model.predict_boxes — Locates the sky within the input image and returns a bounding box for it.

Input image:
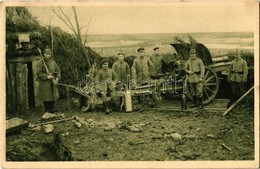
[26,2,257,35]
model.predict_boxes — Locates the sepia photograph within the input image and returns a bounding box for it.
[1,0,259,168]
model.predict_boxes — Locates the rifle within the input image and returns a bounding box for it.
[37,48,59,85]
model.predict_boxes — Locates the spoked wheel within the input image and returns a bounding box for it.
[185,66,219,105]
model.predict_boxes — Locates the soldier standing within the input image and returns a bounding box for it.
[36,48,61,114]
[112,52,130,87]
[132,47,154,85]
[185,48,205,109]
[150,47,163,79]
[227,51,248,108]
[95,60,117,114]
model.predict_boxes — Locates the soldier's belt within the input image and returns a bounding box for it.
[231,71,243,74]
[194,71,201,75]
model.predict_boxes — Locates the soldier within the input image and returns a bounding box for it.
[150,47,163,79]
[185,48,205,109]
[36,48,61,114]
[227,51,248,108]
[132,47,154,85]
[112,52,130,87]
[95,59,117,114]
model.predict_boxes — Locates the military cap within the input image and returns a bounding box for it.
[100,59,109,65]
[189,48,196,54]
[44,48,52,54]
[118,52,125,56]
[153,47,159,51]
[137,47,145,52]
[234,50,240,55]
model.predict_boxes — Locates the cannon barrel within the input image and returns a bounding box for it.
[212,56,229,63]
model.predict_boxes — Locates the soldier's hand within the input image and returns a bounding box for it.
[187,70,193,75]
[47,75,53,79]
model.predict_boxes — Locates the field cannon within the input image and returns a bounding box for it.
[167,43,231,104]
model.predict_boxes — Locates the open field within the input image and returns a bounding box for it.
[86,32,254,57]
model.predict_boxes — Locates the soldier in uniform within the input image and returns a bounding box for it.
[112,52,130,87]
[132,47,154,85]
[185,48,205,109]
[150,47,163,79]
[227,51,248,108]
[95,60,117,114]
[36,48,61,114]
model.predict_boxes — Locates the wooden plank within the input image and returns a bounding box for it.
[32,60,42,107]
[16,63,28,115]
[6,117,29,134]
[6,67,12,115]
[9,63,17,115]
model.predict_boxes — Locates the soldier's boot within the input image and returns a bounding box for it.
[50,101,58,113]
[104,102,111,114]
[198,96,203,109]
[190,96,197,108]
[43,101,51,113]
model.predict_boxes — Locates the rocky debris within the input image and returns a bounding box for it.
[103,127,113,132]
[62,132,70,137]
[183,134,196,140]
[206,134,215,139]
[126,125,142,132]
[31,126,41,131]
[74,139,80,144]
[42,113,57,120]
[170,133,182,141]
[74,121,82,128]
[42,124,54,133]
[56,113,66,119]
[181,151,201,160]
[150,134,163,139]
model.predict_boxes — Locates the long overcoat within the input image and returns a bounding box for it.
[36,58,61,101]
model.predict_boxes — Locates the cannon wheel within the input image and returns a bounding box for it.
[185,66,219,105]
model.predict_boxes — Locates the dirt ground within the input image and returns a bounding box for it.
[6,98,254,161]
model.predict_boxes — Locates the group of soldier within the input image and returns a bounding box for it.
[36,46,248,115]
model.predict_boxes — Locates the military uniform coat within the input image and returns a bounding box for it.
[228,58,248,83]
[36,59,61,101]
[112,60,130,84]
[149,53,163,78]
[185,57,205,83]
[132,56,154,83]
[95,68,117,92]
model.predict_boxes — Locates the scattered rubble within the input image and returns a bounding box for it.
[42,124,54,133]
[42,113,57,120]
[206,134,215,139]
[170,133,182,141]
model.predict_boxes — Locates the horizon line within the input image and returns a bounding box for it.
[86,31,254,36]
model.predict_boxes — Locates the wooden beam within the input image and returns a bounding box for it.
[222,86,254,116]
